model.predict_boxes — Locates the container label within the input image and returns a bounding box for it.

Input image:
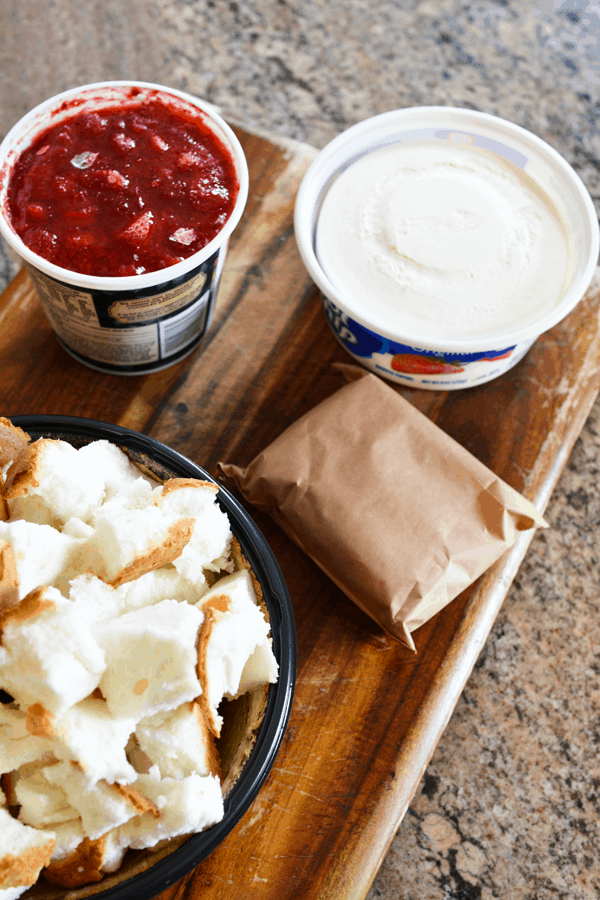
[321,295,525,389]
[107,271,207,324]
[25,246,224,373]
[29,276,100,326]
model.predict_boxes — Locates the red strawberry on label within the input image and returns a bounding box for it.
[480,349,513,362]
[390,353,465,375]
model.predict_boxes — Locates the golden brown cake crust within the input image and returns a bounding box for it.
[42,835,106,888]
[26,703,55,739]
[0,586,56,642]
[190,700,222,779]
[0,487,8,523]
[1,772,17,807]
[0,418,31,497]
[157,478,218,500]
[112,783,160,818]
[197,602,231,738]
[0,834,55,889]
[108,516,195,588]
[4,438,61,500]
[0,540,19,613]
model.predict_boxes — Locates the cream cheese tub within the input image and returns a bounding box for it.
[294,107,599,390]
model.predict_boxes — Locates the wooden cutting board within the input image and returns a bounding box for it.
[1,123,600,900]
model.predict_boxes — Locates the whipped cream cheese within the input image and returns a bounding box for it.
[315,140,571,340]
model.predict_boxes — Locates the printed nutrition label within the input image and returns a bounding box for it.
[159,292,210,356]
[26,264,215,369]
[29,270,100,326]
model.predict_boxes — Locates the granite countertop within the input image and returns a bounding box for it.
[1,2,600,897]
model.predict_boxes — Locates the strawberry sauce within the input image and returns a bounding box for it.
[7,95,239,277]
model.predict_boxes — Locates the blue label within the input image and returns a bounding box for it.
[322,296,515,364]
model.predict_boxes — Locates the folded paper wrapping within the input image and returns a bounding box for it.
[219,373,547,650]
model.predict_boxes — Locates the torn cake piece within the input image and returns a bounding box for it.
[97,599,204,720]
[0,586,106,715]
[196,569,277,737]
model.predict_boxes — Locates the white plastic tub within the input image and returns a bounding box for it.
[0,82,249,375]
[294,107,599,390]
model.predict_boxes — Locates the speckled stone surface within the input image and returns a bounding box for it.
[2,2,600,897]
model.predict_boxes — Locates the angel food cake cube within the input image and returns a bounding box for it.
[68,568,208,632]
[14,770,77,828]
[196,569,277,736]
[44,826,126,887]
[117,767,224,850]
[135,701,220,780]
[5,439,105,527]
[76,440,159,501]
[87,480,196,587]
[120,565,209,611]
[0,587,105,715]
[68,574,122,629]
[0,807,55,892]
[44,770,224,884]
[42,761,158,841]
[236,635,280,697]
[154,480,232,582]
[47,818,85,863]
[43,698,138,786]
[98,599,204,720]
[0,704,54,775]
[0,520,84,600]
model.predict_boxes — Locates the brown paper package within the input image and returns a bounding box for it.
[219,373,547,650]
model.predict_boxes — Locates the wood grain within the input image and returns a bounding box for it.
[1,124,599,900]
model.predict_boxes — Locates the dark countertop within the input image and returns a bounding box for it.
[1,3,600,897]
